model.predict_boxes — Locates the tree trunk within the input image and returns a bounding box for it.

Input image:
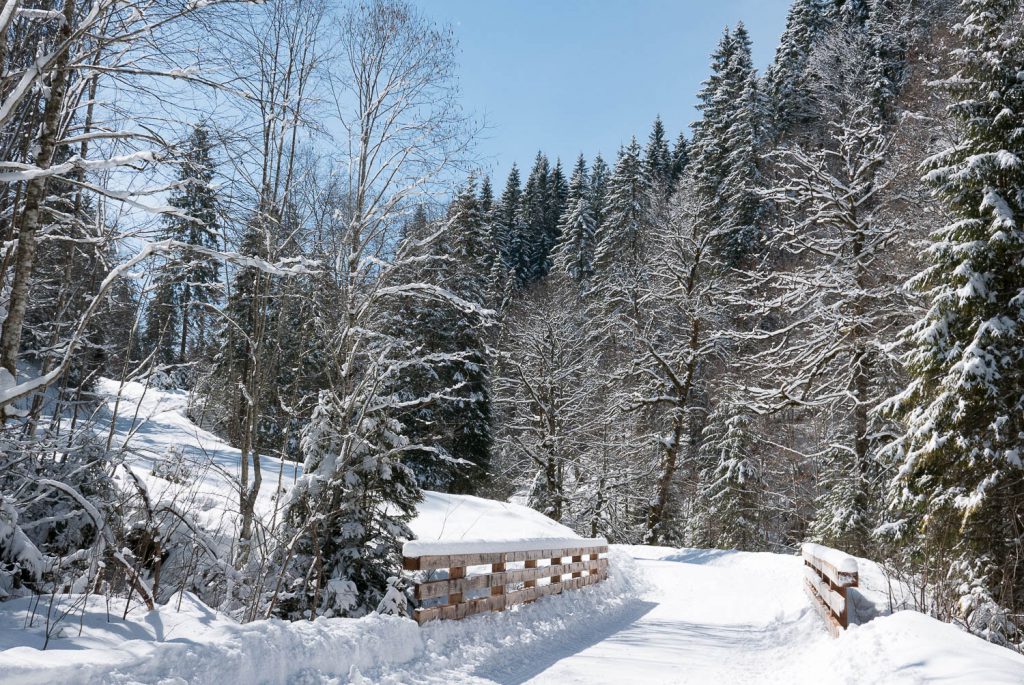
[0,1,74,385]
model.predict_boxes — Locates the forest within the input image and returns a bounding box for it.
[0,0,1022,656]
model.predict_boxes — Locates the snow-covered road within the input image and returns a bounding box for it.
[461,546,1024,685]
[515,546,818,684]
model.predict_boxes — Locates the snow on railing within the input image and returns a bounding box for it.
[801,542,858,636]
[402,538,608,624]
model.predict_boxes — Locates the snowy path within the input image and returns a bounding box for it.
[439,546,1024,685]
[508,547,819,685]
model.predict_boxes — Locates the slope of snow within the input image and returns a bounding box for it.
[93,379,591,552]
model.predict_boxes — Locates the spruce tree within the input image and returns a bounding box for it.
[144,124,221,367]
[764,0,828,139]
[643,116,673,195]
[670,132,689,186]
[690,405,764,551]
[592,138,649,276]
[883,0,1024,641]
[517,152,551,285]
[589,153,610,235]
[281,387,421,618]
[552,155,596,284]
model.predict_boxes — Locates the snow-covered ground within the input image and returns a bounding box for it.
[2,381,1022,684]
[3,545,1022,684]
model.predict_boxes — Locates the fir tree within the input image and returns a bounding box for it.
[882,0,1024,642]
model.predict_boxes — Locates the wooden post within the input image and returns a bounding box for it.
[837,570,858,629]
[524,559,537,588]
[448,565,465,606]
[571,554,583,579]
[550,555,562,585]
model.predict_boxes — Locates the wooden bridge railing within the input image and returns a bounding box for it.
[403,538,608,624]
[802,542,858,636]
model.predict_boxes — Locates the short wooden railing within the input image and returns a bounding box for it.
[802,542,858,636]
[402,538,608,624]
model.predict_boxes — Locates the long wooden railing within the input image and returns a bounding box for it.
[802,542,858,636]
[403,538,608,624]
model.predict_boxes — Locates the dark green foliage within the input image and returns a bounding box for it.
[144,124,222,369]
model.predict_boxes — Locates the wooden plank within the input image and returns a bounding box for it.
[411,554,452,571]
[572,554,583,579]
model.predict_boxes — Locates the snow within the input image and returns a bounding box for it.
[2,544,1022,684]
[801,542,858,575]
[406,491,601,556]
[2,382,1022,683]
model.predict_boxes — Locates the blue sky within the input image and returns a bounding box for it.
[413,1,792,183]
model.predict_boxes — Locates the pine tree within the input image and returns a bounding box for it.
[552,155,596,284]
[144,124,222,367]
[883,0,1024,642]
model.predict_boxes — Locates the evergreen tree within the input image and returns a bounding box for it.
[144,124,222,367]
[643,116,673,195]
[690,405,764,551]
[517,152,551,285]
[589,153,610,235]
[688,23,765,266]
[552,155,596,284]
[592,138,649,276]
[495,164,522,275]
[764,0,828,139]
[883,0,1024,642]
[281,387,421,618]
[670,132,689,186]
[391,178,493,492]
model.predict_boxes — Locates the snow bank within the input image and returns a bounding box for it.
[0,549,644,685]
[818,610,1024,684]
[0,592,422,685]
